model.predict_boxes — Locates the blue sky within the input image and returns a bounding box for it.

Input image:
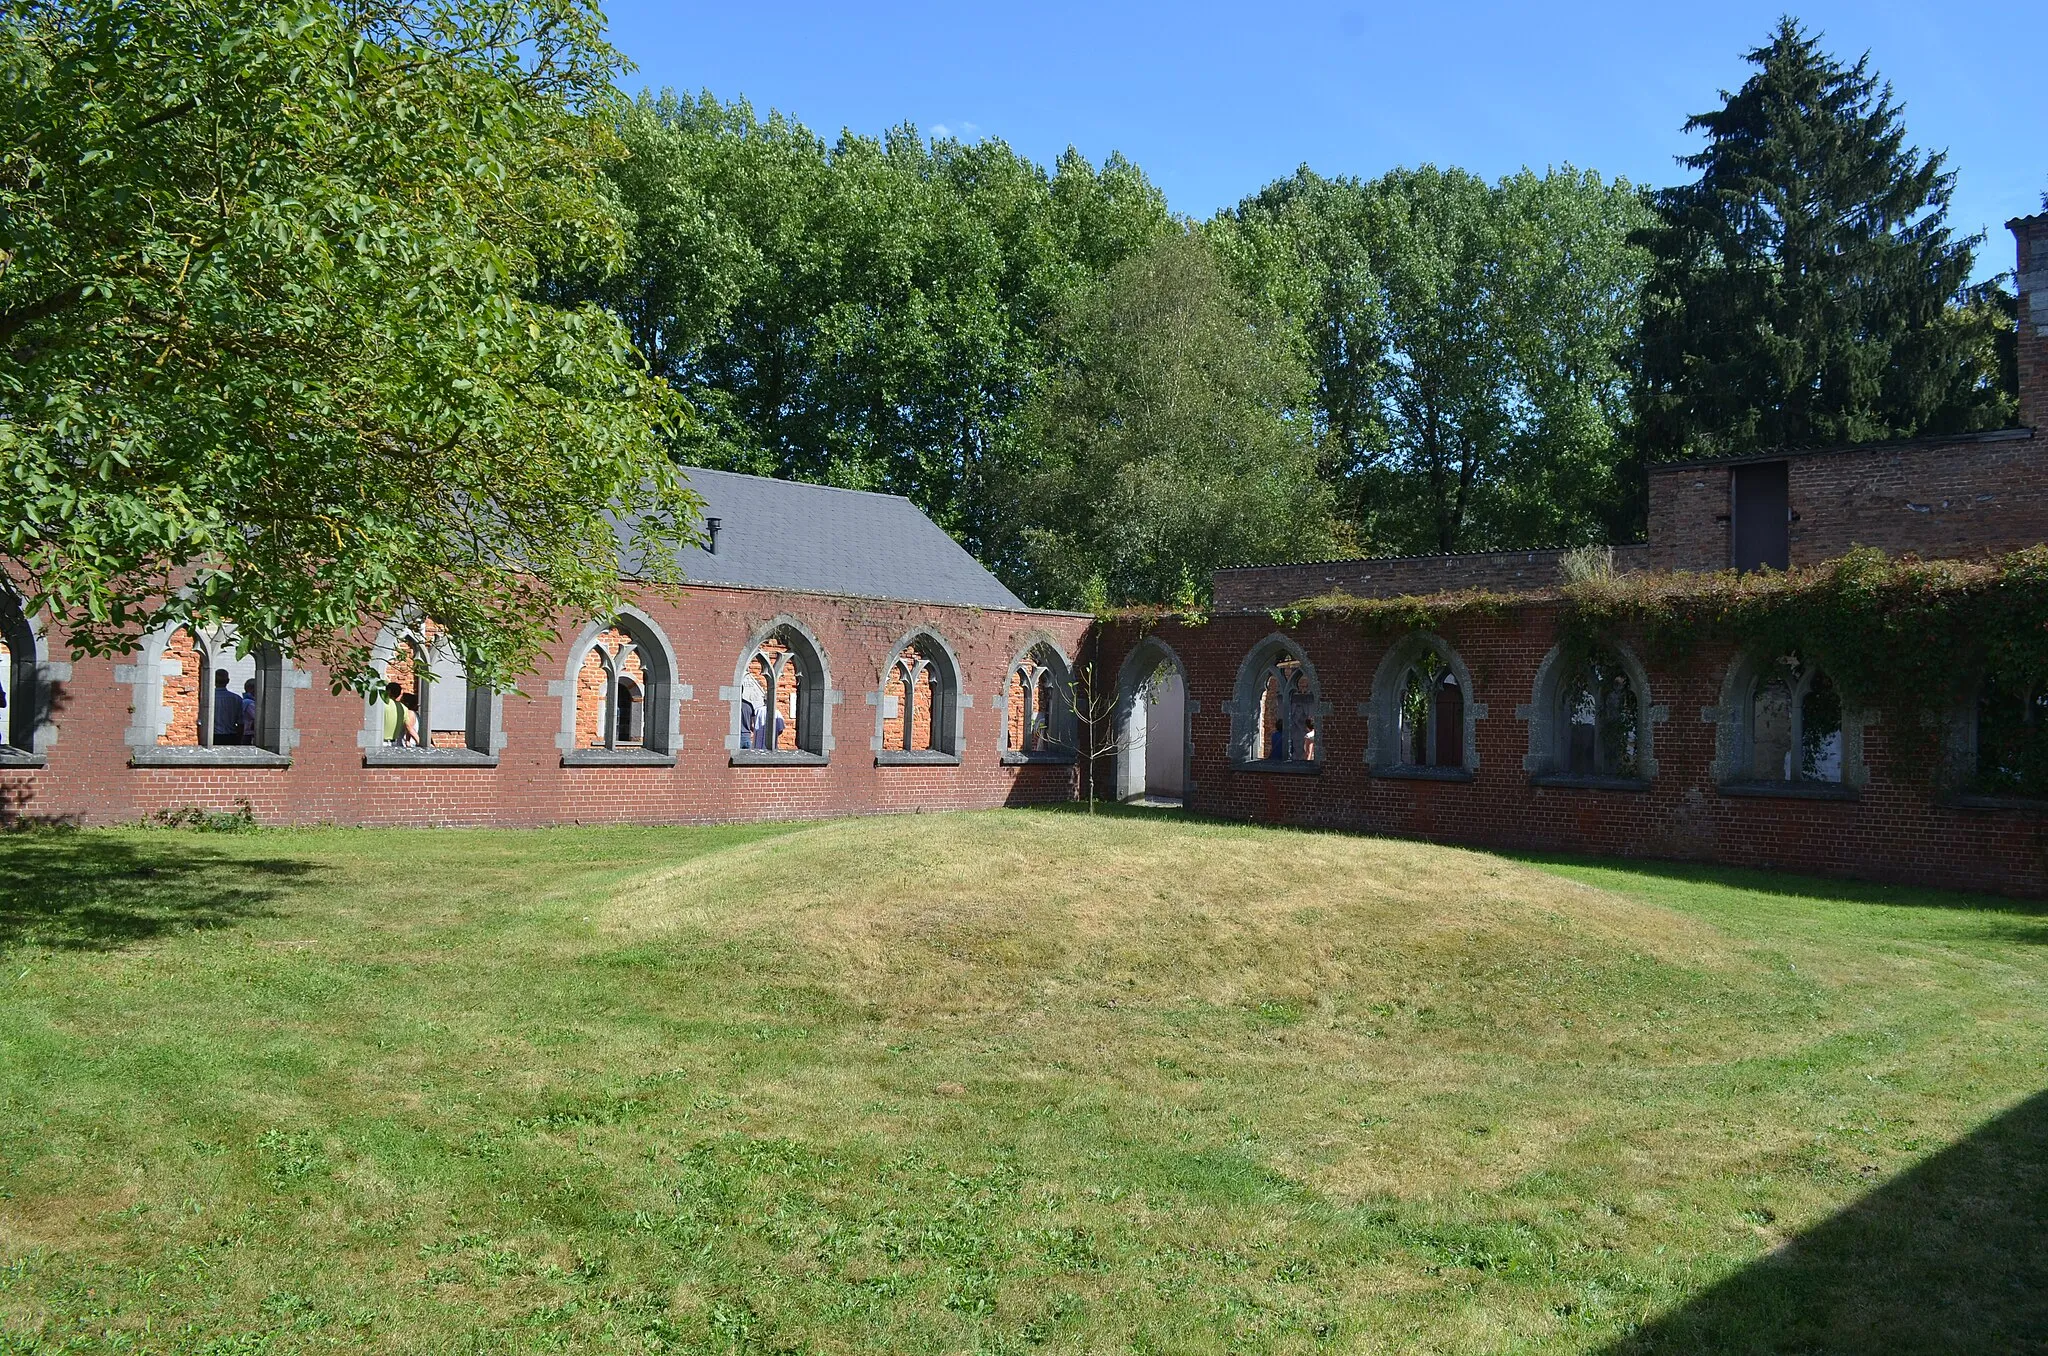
[604,1,2044,282]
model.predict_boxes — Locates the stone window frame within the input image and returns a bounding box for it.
[358,620,503,768]
[552,606,687,768]
[120,623,303,768]
[870,627,968,767]
[998,634,1078,766]
[1518,639,1665,792]
[1365,631,1485,782]
[1225,633,1330,775]
[0,594,70,768]
[723,615,837,768]
[1706,650,1868,800]
[1946,672,2048,810]
[1113,636,1195,801]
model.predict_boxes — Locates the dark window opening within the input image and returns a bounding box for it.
[1732,461,1790,573]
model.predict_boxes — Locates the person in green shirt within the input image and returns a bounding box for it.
[381,681,403,744]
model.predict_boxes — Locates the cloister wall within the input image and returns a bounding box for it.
[1097,609,2048,898]
[0,584,1090,828]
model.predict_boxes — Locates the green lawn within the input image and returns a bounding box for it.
[1,810,2043,1353]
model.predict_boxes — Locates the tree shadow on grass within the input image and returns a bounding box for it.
[1611,1088,2048,1354]
[0,829,319,953]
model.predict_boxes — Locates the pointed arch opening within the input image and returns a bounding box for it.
[1228,635,1327,772]
[875,630,962,765]
[1368,633,1481,780]
[729,618,831,766]
[559,608,680,766]
[1114,638,1190,804]
[1001,638,1076,764]
[361,617,500,765]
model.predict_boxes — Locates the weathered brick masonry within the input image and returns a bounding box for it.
[1644,427,2048,573]
[1096,610,2048,897]
[1,584,1090,828]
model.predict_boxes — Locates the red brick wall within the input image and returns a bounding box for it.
[1098,611,2048,898]
[4,587,1091,829]
[1647,430,2048,573]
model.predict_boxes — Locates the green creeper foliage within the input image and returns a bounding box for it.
[1008,231,1336,608]
[0,0,697,690]
[1217,164,1652,556]
[1563,549,2048,784]
[1634,18,2012,462]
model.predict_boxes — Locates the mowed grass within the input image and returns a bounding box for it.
[1,811,2045,1354]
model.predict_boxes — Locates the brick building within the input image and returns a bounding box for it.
[1135,213,2048,897]
[0,471,1091,828]
[3,217,2046,895]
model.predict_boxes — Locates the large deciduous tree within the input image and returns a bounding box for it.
[1634,18,2011,462]
[1010,230,1334,608]
[0,0,696,688]
[1220,165,1650,555]
[572,92,1175,579]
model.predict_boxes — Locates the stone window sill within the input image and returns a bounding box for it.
[561,747,677,768]
[1233,758,1322,776]
[1371,764,1475,783]
[130,746,292,769]
[1001,749,1077,766]
[1530,773,1651,793]
[729,750,828,768]
[1718,779,1858,802]
[365,748,499,769]
[876,749,961,767]
[0,746,46,768]
[1949,792,2048,812]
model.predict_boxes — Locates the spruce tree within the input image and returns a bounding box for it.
[1634,18,2003,460]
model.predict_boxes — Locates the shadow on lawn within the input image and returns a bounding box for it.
[1612,1087,2048,1354]
[0,829,318,953]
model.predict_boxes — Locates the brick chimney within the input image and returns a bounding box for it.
[2014,212,2048,432]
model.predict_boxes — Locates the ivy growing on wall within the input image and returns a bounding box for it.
[1260,547,2048,791]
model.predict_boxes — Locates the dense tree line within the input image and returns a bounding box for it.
[5,0,2030,653]
[580,19,2020,607]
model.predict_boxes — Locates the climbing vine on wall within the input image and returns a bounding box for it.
[1560,548,2048,778]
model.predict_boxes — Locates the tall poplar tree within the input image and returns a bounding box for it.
[1634,18,2008,461]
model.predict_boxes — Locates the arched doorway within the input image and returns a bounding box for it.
[1115,639,1189,805]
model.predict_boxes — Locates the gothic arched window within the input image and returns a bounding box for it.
[1230,636,1325,769]
[1368,633,1481,778]
[1004,641,1074,761]
[1750,656,1843,784]
[731,620,830,765]
[876,632,962,764]
[1973,674,2048,797]
[560,610,679,766]
[361,619,498,763]
[1525,643,1655,785]
[0,593,59,764]
[125,623,295,765]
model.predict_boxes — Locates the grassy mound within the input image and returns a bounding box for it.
[1,812,2043,1353]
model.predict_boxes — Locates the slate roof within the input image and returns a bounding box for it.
[635,467,1028,611]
